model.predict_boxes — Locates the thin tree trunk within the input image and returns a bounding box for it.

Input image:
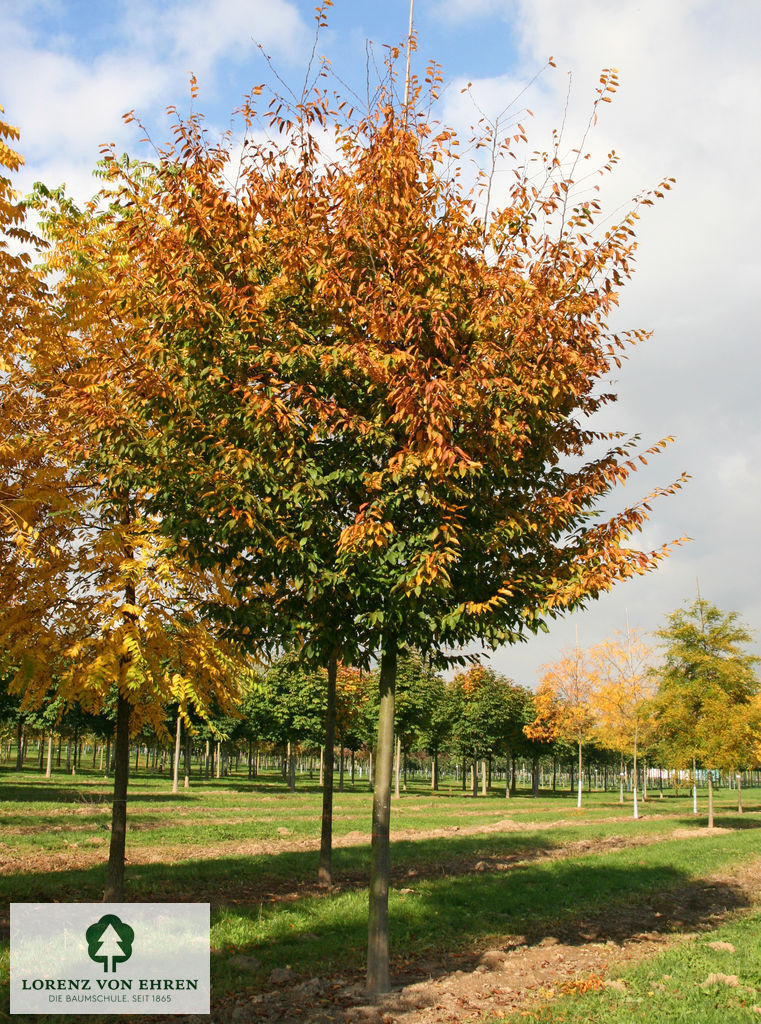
[471,758,478,797]
[431,751,438,791]
[45,732,53,779]
[287,741,295,791]
[367,632,397,997]
[707,771,714,828]
[505,752,510,798]
[577,742,583,809]
[692,758,698,814]
[481,758,487,797]
[172,713,181,794]
[737,773,743,814]
[16,721,24,770]
[318,656,337,886]
[368,749,374,791]
[104,691,131,901]
[184,733,191,788]
[394,735,401,799]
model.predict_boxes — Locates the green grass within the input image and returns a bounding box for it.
[206,828,761,994]
[508,907,761,1023]
[3,766,761,1020]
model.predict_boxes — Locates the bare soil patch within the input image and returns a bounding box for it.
[220,856,761,1024]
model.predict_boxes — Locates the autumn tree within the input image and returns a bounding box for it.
[651,598,760,827]
[590,626,656,817]
[0,128,249,899]
[526,645,598,808]
[65,22,687,991]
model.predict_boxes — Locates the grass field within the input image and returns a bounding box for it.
[2,766,761,1022]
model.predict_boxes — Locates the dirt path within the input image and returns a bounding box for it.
[217,855,761,1024]
[0,809,736,877]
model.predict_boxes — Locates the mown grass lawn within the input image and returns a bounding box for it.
[507,907,761,1024]
[2,766,761,1022]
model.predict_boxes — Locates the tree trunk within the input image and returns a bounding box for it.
[505,752,510,798]
[184,733,191,788]
[394,735,401,799]
[692,758,698,815]
[172,713,181,794]
[287,741,296,791]
[577,742,583,809]
[481,758,487,797]
[367,632,397,997]
[15,721,24,770]
[45,732,53,779]
[471,759,478,797]
[104,691,131,901]
[431,751,438,791]
[737,773,743,814]
[707,771,714,828]
[368,749,374,791]
[532,755,540,797]
[318,656,337,886]
[319,745,325,787]
[510,754,517,796]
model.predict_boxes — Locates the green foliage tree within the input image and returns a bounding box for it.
[651,598,760,827]
[242,654,327,791]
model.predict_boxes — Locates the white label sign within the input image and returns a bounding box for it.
[10,903,210,1015]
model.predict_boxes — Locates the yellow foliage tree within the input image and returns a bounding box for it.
[590,627,656,818]
[0,123,249,899]
[525,645,598,808]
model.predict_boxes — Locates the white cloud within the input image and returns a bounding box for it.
[163,0,309,74]
[435,0,761,677]
[0,0,311,202]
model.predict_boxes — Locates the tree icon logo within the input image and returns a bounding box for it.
[85,914,135,972]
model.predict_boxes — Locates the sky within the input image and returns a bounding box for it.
[2,0,759,687]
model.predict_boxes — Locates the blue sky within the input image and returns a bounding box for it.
[3,0,760,685]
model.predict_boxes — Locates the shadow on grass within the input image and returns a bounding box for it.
[2,827,759,1023]
[205,856,754,1022]
[0,782,207,805]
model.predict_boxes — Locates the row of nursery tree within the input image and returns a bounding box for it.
[2,16,688,992]
[5,598,759,826]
